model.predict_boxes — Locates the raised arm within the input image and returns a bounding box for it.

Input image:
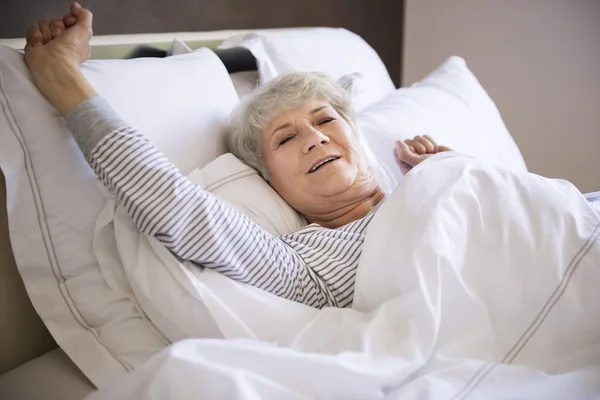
[66,98,334,305]
[24,3,337,308]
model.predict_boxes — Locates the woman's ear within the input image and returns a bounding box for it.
[338,72,364,97]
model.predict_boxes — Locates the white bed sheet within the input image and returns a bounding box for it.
[89,153,600,399]
[0,348,96,400]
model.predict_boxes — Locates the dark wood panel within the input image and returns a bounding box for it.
[0,0,403,85]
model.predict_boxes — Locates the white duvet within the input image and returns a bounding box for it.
[89,153,600,399]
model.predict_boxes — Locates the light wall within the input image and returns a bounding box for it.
[403,0,599,192]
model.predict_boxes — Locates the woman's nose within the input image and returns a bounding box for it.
[302,128,330,153]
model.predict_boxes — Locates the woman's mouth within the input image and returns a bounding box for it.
[309,156,341,173]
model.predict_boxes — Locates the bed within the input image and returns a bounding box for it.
[0,17,408,396]
[1,6,599,399]
[1,5,405,396]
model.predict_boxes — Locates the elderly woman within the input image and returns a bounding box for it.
[25,3,451,308]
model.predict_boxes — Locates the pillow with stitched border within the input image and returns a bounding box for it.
[0,45,238,388]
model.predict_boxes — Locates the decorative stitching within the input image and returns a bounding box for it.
[0,66,132,373]
[205,169,255,192]
[453,222,600,400]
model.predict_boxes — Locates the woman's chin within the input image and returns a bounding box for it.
[311,173,356,196]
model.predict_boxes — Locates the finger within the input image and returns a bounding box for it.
[24,43,35,57]
[26,24,43,46]
[393,148,411,175]
[50,18,65,37]
[405,139,427,155]
[63,13,77,27]
[423,135,438,151]
[24,43,37,67]
[414,135,435,153]
[396,140,422,166]
[71,2,94,30]
[39,20,53,44]
[438,145,453,152]
[398,140,415,154]
[393,148,400,163]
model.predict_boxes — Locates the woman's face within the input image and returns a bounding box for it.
[261,97,372,214]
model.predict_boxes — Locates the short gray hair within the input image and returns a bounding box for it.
[226,71,356,180]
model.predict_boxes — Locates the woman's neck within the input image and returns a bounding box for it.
[305,186,386,229]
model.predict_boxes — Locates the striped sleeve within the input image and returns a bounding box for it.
[66,97,337,308]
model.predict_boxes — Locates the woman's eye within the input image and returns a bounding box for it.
[318,118,334,125]
[279,135,295,146]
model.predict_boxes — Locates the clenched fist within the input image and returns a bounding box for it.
[23,2,97,117]
[393,135,452,175]
[25,2,93,71]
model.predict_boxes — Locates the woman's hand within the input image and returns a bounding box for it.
[25,2,93,70]
[393,135,452,175]
[24,2,97,117]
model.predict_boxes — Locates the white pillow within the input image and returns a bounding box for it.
[188,153,307,235]
[0,45,238,388]
[229,70,260,100]
[218,28,396,112]
[170,40,260,100]
[357,56,527,186]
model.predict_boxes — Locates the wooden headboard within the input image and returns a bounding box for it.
[0,0,404,85]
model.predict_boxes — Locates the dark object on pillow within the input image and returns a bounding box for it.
[213,47,257,73]
[125,45,257,73]
[126,46,168,59]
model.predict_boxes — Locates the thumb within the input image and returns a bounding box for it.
[70,2,93,29]
[396,140,422,167]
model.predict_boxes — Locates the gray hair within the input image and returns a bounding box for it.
[226,71,357,180]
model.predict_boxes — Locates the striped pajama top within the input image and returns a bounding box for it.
[66,97,378,309]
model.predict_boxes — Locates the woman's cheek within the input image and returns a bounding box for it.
[278,151,297,177]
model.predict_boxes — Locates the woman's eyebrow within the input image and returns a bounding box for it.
[310,106,328,115]
[272,122,292,136]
